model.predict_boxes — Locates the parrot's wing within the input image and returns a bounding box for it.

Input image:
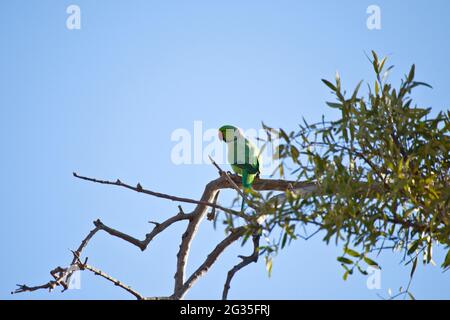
[232,163,259,174]
[242,138,261,173]
[228,136,261,174]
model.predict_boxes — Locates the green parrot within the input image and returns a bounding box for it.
[218,125,261,211]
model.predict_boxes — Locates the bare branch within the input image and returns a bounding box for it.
[63,225,101,291]
[143,211,194,247]
[82,263,145,300]
[13,280,59,295]
[73,172,247,220]
[222,233,261,300]
[12,214,191,297]
[73,172,317,220]
[173,179,222,294]
[16,172,318,299]
[94,219,146,250]
[12,225,101,295]
[207,191,220,221]
[173,227,247,299]
[71,226,100,262]
[72,253,145,300]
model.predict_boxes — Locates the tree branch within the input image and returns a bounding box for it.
[13,226,101,295]
[143,210,194,247]
[73,172,249,220]
[12,214,192,297]
[173,179,222,294]
[16,172,317,299]
[173,226,247,299]
[222,233,261,300]
[72,253,145,300]
[94,219,146,250]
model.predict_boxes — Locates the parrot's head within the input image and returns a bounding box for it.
[218,125,241,143]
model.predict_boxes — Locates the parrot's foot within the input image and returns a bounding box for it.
[219,170,234,178]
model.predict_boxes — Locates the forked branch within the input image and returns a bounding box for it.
[14,169,315,299]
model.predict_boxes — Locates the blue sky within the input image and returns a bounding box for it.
[1,0,449,299]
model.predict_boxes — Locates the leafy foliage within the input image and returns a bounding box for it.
[234,52,450,289]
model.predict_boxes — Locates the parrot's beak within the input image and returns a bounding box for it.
[218,131,223,141]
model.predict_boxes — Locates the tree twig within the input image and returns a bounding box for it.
[73,172,248,220]
[72,253,145,300]
[13,226,101,295]
[208,155,248,201]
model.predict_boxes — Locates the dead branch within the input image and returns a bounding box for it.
[207,191,220,221]
[82,263,144,299]
[13,226,101,295]
[144,210,194,247]
[94,219,145,250]
[14,171,316,299]
[73,172,250,221]
[173,226,247,299]
[72,253,145,300]
[173,179,222,294]
[222,233,261,300]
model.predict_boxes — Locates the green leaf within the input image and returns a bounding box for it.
[372,50,379,63]
[279,163,284,177]
[411,81,433,89]
[265,256,273,277]
[337,256,354,265]
[326,102,342,109]
[281,232,288,249]
[441,250,450,269]
[379,57,387,73]
[363,256,379,267]
[410,256,418,278]
[408,240,420,255]
[261,121,273,131]
[344,248,361,258]
[408,64,415,82]
[351,80,363,101]
[279,128,290,142]
[322,79,337,92]
[357,265,368,275]
[372,51,379,74]
[343,270,349,281]
[290,145,300,161]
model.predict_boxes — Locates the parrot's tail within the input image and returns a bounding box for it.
[240,184,252,212]
[240,171,253,212]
